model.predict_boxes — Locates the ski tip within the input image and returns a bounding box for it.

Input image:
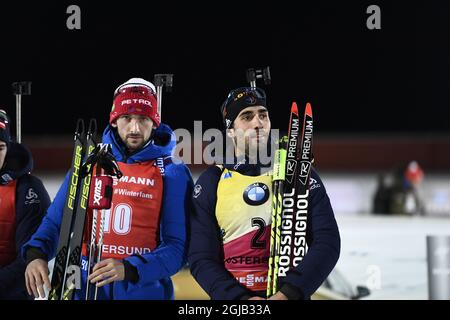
[291,102,298,114]
[305,102,312,117]
[88,118,97,135]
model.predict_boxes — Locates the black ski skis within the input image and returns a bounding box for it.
[61,119,98,300]
[48,119,86,300]
[267,102,314,295]
[289,103,313,266]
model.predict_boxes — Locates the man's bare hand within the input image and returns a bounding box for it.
[88,258,125,287]
[267,291,288,300]
[25,259,50,299]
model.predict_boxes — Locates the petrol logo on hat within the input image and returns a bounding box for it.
[121,98,153,107]
[243,182,269,206]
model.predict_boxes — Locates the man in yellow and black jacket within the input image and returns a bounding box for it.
[188,87,340,300]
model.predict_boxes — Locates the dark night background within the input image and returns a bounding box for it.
[1,3,448,305]
[0,1,448,136]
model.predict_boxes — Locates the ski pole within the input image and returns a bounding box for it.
[93,208,106,300]
[11,81,31,143]
[85,207,98,300]
[84,144,121,300]
[154,74,173,121]
[85,144,108,300]
[246,66,271,88]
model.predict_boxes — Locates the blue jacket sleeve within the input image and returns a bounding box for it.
[124,162,193,285]
[282,169,341,298]
[0,175,50,295]
[187,167,251,300]
[21,172,70,261]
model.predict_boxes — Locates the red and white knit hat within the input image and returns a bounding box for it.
[109,78,160,126]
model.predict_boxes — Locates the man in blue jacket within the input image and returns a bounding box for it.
[188,87,340,300]
[0,109,50,299]
[23,78,193,300]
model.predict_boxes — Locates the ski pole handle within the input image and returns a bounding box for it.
[89,176,113,209]
[246,67,271,88]
[16,94,21,143]
[154,74,174,122]
[11,81,31,143]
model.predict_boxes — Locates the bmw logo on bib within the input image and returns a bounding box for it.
[243,182,270,206]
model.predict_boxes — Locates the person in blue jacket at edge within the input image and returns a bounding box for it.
[0,109,50,300]
[188,87,340,300]
[23,78,193,300]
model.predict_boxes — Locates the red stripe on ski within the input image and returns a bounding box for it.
[291,102,298,116]
[301,103,313,139]
[305,102,312,117]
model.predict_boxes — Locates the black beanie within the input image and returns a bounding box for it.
[220,87,267,129]
[0,109,11,147]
